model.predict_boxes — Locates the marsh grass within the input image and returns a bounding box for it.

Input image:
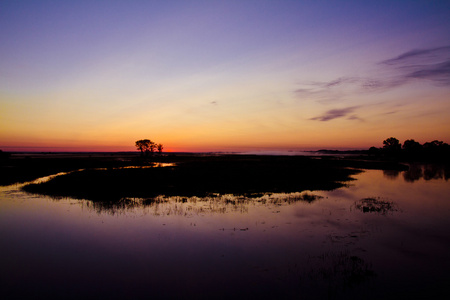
[353,197,398,215]
[20,155,408,203]
[21,156,356,201]
[65,192,324,215]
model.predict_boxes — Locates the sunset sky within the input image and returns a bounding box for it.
[1,1,449,152]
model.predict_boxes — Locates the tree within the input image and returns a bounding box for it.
[423,140,450,158]
[403,139,422,151]
[382,137,401,157]
[148,141,157,154]
[135,139,152,156]
[135,139,164,156]
[383,137,401,151]
[157,144,164,153]
[402,139,422,157]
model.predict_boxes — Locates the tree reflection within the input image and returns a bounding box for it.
[401,164,449,182]
[403,164,423,182]
[382,169,400,180]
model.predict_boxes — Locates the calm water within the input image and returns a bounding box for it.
[1,165,449,299]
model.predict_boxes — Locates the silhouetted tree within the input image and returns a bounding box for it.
[371,137,449,162]
[403,139,422,151]
[402,139,422,158]
[423,140,447,150]
[157,144,164,154]
[148,141,157,154]
[382,137,401,157]
[135,139,152,156]
[135,139,163,157]
[383,137,401,151]
[423,140,450,159]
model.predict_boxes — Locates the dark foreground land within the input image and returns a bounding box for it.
[1,152,410,202]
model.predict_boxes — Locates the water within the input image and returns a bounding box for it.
[1,165,449,299]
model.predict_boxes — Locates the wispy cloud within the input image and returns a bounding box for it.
[405,61,450,84]
[297,46,450,100]
[310,106,361,122]
[381,46,450,65]
[380,46,450,85]
[295,77,362,104]
[298,46,450,121]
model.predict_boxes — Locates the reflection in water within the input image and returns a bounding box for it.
[120,163,176,169]
[1,166,449,299]
[80,192,323,215]
[305,250,375,292]
[382,169,400,180]
[353,197,398,214]
[384,163,449,182]
[403,164,423,182]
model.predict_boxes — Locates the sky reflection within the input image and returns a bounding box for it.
[1,167,449,299]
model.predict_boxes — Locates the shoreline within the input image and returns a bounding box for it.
[14,154,409,202]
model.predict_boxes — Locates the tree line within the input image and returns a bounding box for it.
[369,137,450,160]
[135,139,163,156]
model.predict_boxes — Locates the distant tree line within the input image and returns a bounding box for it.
[135,139,163,156]
[369,137,450,161]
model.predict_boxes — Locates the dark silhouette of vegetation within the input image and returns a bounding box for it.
[0,153,142,186]
[21,154,410,202]
[22,155,370,201]
[135,139,152,156]
[135,139,163,156]
[371,137,450,162]
[382,137,401,156]
[354,197,397,214]
[157,143,163,154]
[67,192,324,215]
[403,139,422,154]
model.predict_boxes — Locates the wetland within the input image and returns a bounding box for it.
[1,153,449,299]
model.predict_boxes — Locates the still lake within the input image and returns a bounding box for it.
[1,164,449,299]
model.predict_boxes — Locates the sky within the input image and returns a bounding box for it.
[1,0,449,152]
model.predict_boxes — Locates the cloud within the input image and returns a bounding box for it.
[346,114,364,122]
[380,46,450,85]
[310,106,360,122]
[295,46,450,122]
[405,61,450,84]
[295,76,408,104]
[296,46,450,101]
[295,77,362,104]
[381,46,450,65]
[312,77,359,88]
[295,77,358,93]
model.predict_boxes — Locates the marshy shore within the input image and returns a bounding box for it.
[1,152,409,202]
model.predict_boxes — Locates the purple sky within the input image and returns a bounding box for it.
[1,1,450,151]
